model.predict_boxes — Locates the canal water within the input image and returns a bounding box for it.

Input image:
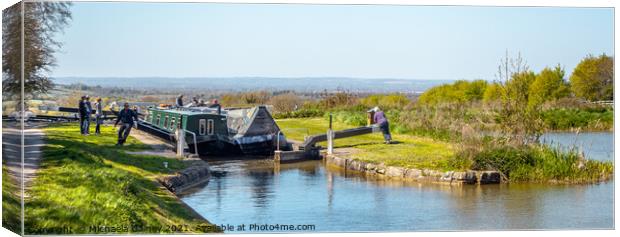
[181,132,614,232]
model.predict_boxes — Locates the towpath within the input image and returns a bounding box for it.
[2,122,46,194]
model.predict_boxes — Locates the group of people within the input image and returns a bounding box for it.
[78,95,103,135]
[176,94,222,114]
[78,96,138,146]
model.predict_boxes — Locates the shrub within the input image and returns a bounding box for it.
[268,93,302,113]
[418,80,488,106]
[469,144,613,183]
[360,94,410,110]
[273,108,324,119]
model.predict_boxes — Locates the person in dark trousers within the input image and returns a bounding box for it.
[83,95,92,135]
[94,98,103,135]
[176,94,184,107]
[78,96,87,134]
[114,102,138,146]
[372,107,392,144]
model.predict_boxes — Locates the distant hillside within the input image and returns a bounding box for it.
[52,77,454,93]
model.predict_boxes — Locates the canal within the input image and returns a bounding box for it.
[180,132,614,232]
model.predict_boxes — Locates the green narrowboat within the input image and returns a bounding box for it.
[138,105,288,156]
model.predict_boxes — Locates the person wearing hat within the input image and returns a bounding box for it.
[372,107,392,144]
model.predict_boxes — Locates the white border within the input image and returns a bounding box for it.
[0,1,617,237]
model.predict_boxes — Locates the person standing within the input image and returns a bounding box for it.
[94,98,103,135]
[78,96,87,134]
[372,107,392,144]
[114,103,138,146]
[176,94,184,107]
[209,99,221,114]
[84,95,92,135]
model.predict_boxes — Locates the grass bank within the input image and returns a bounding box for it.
[2,166,21,234]
[277,117,613,183]
[277,118,456,171]
[25,123,216,234]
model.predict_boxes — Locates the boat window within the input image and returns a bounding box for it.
[163,116,169,129]
[207,119,214,135]
[199,119,206,135]
[170,118,176,130]
[155,115,161,126]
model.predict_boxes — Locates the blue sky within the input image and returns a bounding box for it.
[51,2,614,80]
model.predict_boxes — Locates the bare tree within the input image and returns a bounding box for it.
[495,50,529,84]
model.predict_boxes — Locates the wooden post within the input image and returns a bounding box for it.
[367,110,375,126]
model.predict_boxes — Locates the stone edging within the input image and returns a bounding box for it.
[325,155,501,185]
[157,163,211,193]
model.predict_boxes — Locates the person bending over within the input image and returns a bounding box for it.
[114,103,138,146]
[372,107,392,144]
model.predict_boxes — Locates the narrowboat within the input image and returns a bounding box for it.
[138,105,288,156]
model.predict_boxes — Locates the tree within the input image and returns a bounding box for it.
[569,54,614,101]
[417,80,487,106]
[2,1,72,109]
[494,51,544,145]
[528,65,570,108]
[482,82,503,103]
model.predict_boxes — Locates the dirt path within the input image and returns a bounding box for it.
[127,129,178,158]
[2,122,46,191]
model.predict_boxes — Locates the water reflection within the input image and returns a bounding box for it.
[182,132,614,232]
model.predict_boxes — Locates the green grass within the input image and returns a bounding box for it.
[277,118,456,170]
[24,123,216,234]
[2,166,21,234]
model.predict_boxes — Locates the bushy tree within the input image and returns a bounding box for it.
[482,82,503,103]
[268,93,301,113]
[528,65,570,108]
[360,93,410,110]
[2,1,72,110]
[569,54,614,101]
[493,52,545,145]
[505,70,536,105]
[418,80,488,106]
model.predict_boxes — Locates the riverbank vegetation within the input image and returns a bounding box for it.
[25,124,215,234]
